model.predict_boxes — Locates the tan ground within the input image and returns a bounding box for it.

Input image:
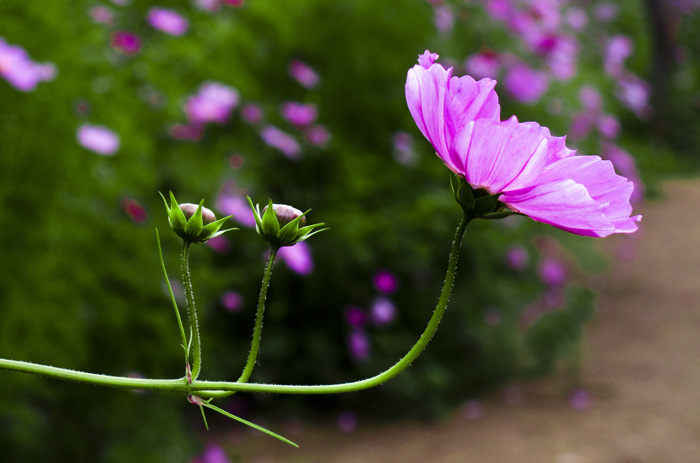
[220,179,700,463]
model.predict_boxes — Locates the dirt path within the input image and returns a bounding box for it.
[223,179,700,463]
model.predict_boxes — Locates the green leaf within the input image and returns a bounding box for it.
[203,402,298,448]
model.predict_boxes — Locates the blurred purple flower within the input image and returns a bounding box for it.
[206,235,230,253]
[277,241,313,275]
[90,6,114,25]
[77,124,120,155]
[604,35,634,77]
[216,190,256,227]
[281,101,317,127]
[373,270,398,293]
[565,7,588,31]
[260,125,301,159]
[569,389,593,411]
[305,125,331,147]
[503,62,549,104]
[223,0,245,6]
[0,38,57,91]
[111,31,142,55]
[147,7,189,36]
[485,0,512,21]
[392,131,418,166]
[195,0,221,11]
[347,330,370,361]
[406,50,640,237]
[538,258,567,287]
[289,59,319,89]
[505,245,529,271]
[616,76,652,118]
[462,400,485,420]
[169,123,204,141]
[370,297,396,326]
[241,103,263,124]
[434,5,454,33]
[337,411,358,433]
[344,306,367,328]
[594,2,619,21]
[120,197,148,223]
[465,51,501,80]
[597,114,621,139]
[185,82,239,125]
[569,111,595,140]
[579,86,602,112]
[220,290,243,312]
[191,443,231,463]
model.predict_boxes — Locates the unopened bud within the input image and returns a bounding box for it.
[262,204,306,227]
[180,203,217,225]
[248,197,327,248]
[160,191,236,244]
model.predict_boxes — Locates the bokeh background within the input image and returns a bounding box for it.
[0,0,698,461]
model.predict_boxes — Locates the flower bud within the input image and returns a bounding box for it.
[262,204,306,227]
[160,191,236,244]
[248,197,327,248]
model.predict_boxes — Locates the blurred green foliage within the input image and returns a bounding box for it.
[0,0,698,461]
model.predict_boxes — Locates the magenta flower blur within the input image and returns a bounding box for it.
[77,124,120,155]
[289,59,319,89]
[406,51,641,237]
[241,103,263,124]
[281,102,317,127]
[0,38,56,92]
[185,82,239,125]
[260,125,301,159]
[147,8,189,36]
[111,31,141,55]
[505,245,529,271]
[348,330,370,361]
[120,197,148,223]
[538,258,567,287]
[503,62,549,104]
[277,241,313,275]
[216,191,256,227]
[305,125,331,147]
[604,35,634,78]
[344,306,367,328]
[373,270,398,293]
[220,290,243,312]
[465,51,501,80]
[191,443,231,463]
[90,6,114,25]
[169,123,204,141]
[370,297,396,326]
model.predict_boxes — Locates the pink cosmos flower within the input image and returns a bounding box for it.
[260,125,301,159]
[185,82,239,125]
[77,124,120,155]
[405,50,641,237]
[0,38,57,92]
[281,102,317,127]
[111,31,142,55]
[277,241,313,275]
[147,7,189,36]
[289,60,319,89]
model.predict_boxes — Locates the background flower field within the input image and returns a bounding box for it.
[0,1,698,461]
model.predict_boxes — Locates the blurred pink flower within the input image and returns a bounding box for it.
[305,125,331,146]
[465,51,501,80]
[485,0,512,21]
[216,190,256,227]
[90,6,114,25]
[569,389,593,411]
[597,114,621,139]
[260,125,301,159]
[241,103,263,124]
[462,400,485,420]
[77,124,120,155]
[370,297,396,325]
[194,0,221,11]
[344,306,367,327]
[604,35,634,77]
[565,7,588,31]
[505,245,529,271]
[147,7,189,36]
[579,86,602,112]
[206,235,230,253]
[111,31,142,55]
[373,270,398,293]
[0,38,57,91]
[392,131,418,166]
[503,62,549,104]
[616,76,652,118]
[185,82,239,125]
[289,59,319,89]
[277,241,313,275]
[191,443,231,463]
[347,330,370,361]
[434,5,454,33]
[120,197,148,223]
[538,258,567,287]
[337,411,358,432]
[406,51,641,237]
[281,101,317,127]
[594,2,619,21]
[169,123,204,141]
[220,290,243,312]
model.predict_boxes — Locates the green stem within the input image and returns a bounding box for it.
[182,242,201,380]
[238,246,278,383]
[0,215,469,397]
[156,230,188,359]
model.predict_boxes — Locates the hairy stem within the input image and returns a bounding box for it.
[182,242,201,380]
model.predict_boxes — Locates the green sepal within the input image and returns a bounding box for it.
[183,200,205,238]
[260,199,280,238]
[450,173,475,211]
[474,193,503,216]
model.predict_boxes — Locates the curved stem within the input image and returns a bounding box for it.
[182,242,201,380]
[238,246,278,383]
[0,216,469,397]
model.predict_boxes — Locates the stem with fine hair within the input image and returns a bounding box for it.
[0,214,470,397]
[181,241,202,380]
[238,246,278,383]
